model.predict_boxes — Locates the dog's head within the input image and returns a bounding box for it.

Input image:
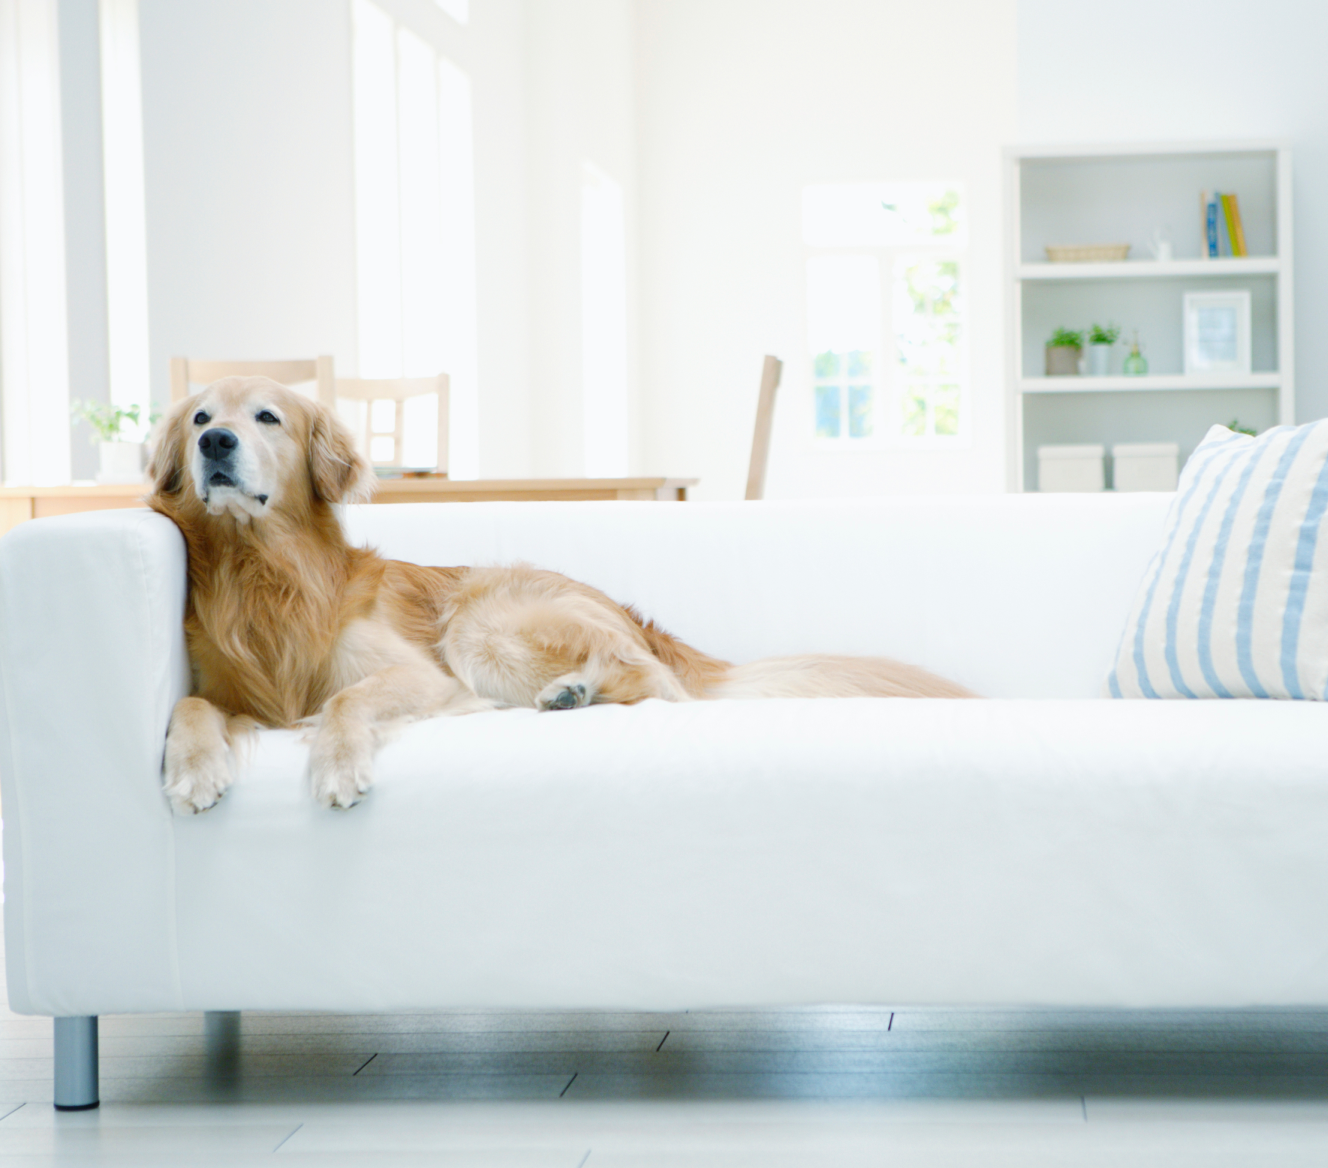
[148,376,375,520]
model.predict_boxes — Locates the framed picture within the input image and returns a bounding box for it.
[1183,290,1251,375]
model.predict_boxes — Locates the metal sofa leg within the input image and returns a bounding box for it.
[53,1016,99,1110]
[204,1011,240,1080]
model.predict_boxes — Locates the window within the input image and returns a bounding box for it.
[807,255,879,440]
[352,0,478,475]
[803,182,965,446]
[896,258,961,439]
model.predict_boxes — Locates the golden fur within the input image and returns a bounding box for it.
[150,376,973,814]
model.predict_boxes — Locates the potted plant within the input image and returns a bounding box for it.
[1086,322,1121,376]
[71,399,159,483]
[1045,328,1083,376]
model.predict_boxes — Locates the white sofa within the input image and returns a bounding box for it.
[4,494,1328,1107]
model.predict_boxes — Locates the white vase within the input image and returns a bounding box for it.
[96,441,146,483]
[1087,343,1112,376]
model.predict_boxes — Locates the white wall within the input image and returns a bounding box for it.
[634,0,1018,501]
[466,0,533,477]
[1018,0,1328,425]
[524,0,638,478]
[138,0,359,408]
[136,0,536,478]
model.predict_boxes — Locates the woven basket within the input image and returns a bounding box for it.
[1045,243,1130,263]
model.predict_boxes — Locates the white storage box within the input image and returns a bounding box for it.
[1038,444,1105,493]
[1112,442,1179,492]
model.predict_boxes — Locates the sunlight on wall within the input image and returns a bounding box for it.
[433,0,469,25]
[436,56,479,478]
[352,0,479,476]
[0,0,71,485]
[580,161,628,477]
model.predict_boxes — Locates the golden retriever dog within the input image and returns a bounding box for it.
[149,376,973,814]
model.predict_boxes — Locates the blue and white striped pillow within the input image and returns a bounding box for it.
[1108,420,1328,700]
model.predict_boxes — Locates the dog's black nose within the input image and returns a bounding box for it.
[198,428,238,460]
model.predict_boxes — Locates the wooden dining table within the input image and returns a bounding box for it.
[0,477,698,541]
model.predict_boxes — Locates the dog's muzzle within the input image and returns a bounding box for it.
[199,427,239,488]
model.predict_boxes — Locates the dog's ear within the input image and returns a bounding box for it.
[147,398,193,496]
[309,404,375,504]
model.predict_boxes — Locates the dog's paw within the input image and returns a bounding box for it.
[163,748,233,815]
[309,730,374,809]
[537,674,592,711]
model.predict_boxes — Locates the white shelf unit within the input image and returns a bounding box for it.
[1004,141,1294,491]
[1021,373,1282,394]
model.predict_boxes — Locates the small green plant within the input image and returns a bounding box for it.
[1048,327,1084,349]
[71,399,160,443]
[1088,322,1121,345]
[1228,418,1258,437]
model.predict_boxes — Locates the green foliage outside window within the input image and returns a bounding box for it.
[896,260,962,439]
[813,351,841,379]
[927,190,960,236]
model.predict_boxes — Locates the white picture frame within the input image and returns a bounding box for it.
[1183,290,1251,375]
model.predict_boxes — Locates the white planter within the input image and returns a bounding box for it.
[1112,442,1179,492]
[1045,345,1080,376]
[96,441,146,484]
[1086,343,1112,376]
[1038,444,1105,493]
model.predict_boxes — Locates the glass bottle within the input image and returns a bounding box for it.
[1122,332,1148,377]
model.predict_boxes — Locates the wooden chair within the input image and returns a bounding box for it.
[169,356,336,406]
[744,355,783,500]
[334,373,449,474]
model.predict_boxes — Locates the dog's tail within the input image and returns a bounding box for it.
[623,607,974,700]
[708,654,976,700]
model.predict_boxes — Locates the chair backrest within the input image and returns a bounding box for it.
[334,373,449,474]
[744,355,783,500]
[169,356,335,407]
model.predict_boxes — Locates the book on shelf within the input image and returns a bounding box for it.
[1222,193,1248,256]
[1200,190,1248,257]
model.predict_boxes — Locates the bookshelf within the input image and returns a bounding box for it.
[1004,142,1293,491]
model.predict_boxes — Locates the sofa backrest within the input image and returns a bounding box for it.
[342,493,1172,699]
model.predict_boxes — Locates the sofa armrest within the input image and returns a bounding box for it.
[0,510,190,1015]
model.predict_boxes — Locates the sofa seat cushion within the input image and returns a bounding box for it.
[162,697,1328,1014]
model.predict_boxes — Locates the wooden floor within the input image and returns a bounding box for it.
[4,935,1328,1163]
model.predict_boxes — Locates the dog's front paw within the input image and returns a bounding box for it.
[163,747,233,815]
[309,730,374,810]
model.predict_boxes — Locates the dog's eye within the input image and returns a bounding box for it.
[193,411,210,425]
[256,410,279,425]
